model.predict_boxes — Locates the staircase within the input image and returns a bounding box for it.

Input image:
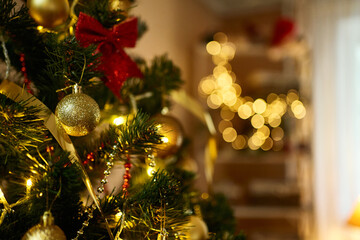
[213,147,312,240]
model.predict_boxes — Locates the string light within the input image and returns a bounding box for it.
[26,179,33,188]
[147,166,156,177]
[0,188,4,199]
[113,116,126,126]
[114,211,123,222]
[199,32,307,151]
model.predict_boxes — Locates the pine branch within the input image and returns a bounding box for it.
[83,170,190,239]
[32,36,103,110]
[123,170,190,239]
[72,111,161,178]
[114,111,161,153]
[0,0,46,79]
[0,0,36,35]
[121,55,184,114]
[137,17,148,39]
[77,0,127,28]
[45,36,102,87]
[0,94,49,160]
[0,153,84,240]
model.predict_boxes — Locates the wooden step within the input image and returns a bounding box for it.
[233,206,301,240]
[248,180,301,207]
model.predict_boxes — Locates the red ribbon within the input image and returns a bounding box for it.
[75,12,143,98]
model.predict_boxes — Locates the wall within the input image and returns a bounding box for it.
[132,0,219,91]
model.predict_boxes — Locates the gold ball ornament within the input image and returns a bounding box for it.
[186,216,209,240]
[55,86,100,137]
[22,211,66,240]
[109,0,131,12]
[153,114,184,158]
[28,0,70,28]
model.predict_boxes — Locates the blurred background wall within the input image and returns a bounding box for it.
[132,1,360,240]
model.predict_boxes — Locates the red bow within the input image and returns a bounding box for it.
[75,12,143,98]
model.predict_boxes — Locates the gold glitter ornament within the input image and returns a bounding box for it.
[153,114,184,158]
[28,0,70,28]
[186,216,208,240]
[22,211,66,240]
[55,85,100,137]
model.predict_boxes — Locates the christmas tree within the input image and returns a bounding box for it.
[0,0,245,239]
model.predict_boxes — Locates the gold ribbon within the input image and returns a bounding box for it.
[0,79,114,239]
[171,90,217,191]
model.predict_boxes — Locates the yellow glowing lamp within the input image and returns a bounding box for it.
[348,198,360,227]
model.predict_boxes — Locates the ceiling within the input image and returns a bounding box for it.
[198,0,284,17]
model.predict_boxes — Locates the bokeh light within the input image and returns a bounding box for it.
[267,93,278,103]
[253,98,267,114]
[251,114,265,129]
[199,77,216,95]
[271,127,284,141]
[200,32,307,151]
[213,32,228,43]
[206,41,221,55]
[268,113,282,127]
[238,104,253,119]
[248,137,260,150]
[223,127,237,142]
[261,138,274,151]
[272,140,284,151]
[286,89,299,104]
[291,100,306,119]
[232,135,247,150]
[220,107,235,120]
[258,125,270,138]
[218,120,233,133]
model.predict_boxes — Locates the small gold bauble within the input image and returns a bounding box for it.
[22,211,66,240]
[153,114,184,158]
[28,0,70,28]
[109,0,131,12]
[186,216,209,240]
[55,92,100,137]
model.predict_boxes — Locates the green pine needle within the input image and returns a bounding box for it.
[0,94,49,159]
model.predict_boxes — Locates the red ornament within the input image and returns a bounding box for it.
[271,17,296,46]
[75,12,143,98]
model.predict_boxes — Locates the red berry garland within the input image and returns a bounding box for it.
[122,155,132,197]
[20,53,33,94]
